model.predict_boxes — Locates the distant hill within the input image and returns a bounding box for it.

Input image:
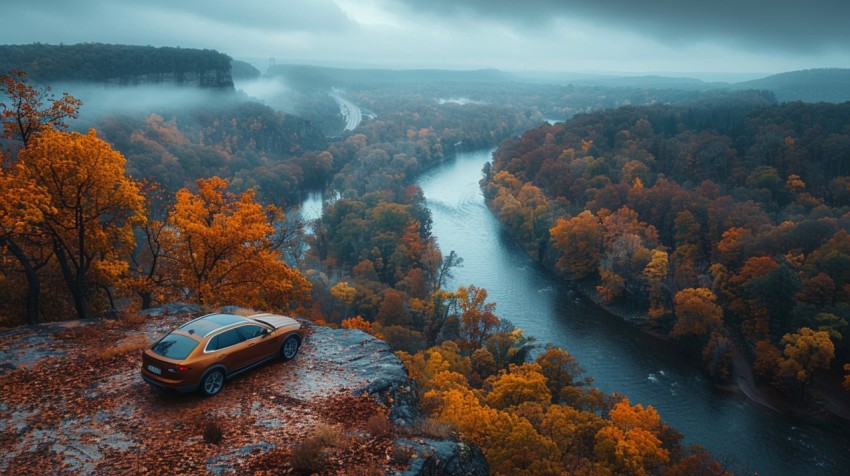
[732,68,850,103]
[566,74,728,91]
[0,43,234,88]
[518,69,850,104]
[267,64,513,90]
[231,59,261,80]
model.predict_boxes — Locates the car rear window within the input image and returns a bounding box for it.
[151,334,198,360]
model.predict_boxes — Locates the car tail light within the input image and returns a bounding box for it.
[168,365,191,373]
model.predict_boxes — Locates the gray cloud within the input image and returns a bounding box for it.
[392,0,850,53]
[3,0,849,76]
[141,0,354,33]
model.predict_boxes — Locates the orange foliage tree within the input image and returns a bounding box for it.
[16,129,146,319]
[594,398,670,476]
[671,288,723,339]
[163,176,310,311]
[1,70,82,324]
[535,346,590,401]
[1,69,81,148]
[550,210,602,279]
[0,158,52,324]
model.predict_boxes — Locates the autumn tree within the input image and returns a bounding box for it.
[375,288,410,326]
[0,160,51,324]
[0,70,82,324]
[456,284,500,351]
[671,288,723,339]
[538,403,606,471]
[431,387,561,475]
[1,69,81,149]
[752,339,782,382]
[484,363,551,409]
[16,129,146,319]
[778,327,835,398]
[594,398,670,476]
[535,346,590,402]
[550,211,602,279]
[330,280,357,322]
[125,180,178,309]
[643,249,670,318]
[163,176,311,311]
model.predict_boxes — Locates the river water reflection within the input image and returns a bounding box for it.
[416,149,849,475]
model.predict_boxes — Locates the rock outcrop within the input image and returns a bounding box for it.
[0,304,487,475]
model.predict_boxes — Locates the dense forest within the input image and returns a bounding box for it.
[0,43,233,87]
[0,61,741,474]
[484,98,850,403]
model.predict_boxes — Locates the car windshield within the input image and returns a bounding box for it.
[151,334,198,360]
[178,314,246,337]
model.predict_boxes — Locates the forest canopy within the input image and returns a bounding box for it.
[0,43,233,87]
[485,98,850,398]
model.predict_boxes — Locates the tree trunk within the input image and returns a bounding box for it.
[55,243,90,320]
[140,291,152,310]
[3,238,40,326]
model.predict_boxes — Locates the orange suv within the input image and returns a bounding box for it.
[141,312,304,396]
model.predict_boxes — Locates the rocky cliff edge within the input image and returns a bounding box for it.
[0,303,486,475]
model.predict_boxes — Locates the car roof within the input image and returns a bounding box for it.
[177,313,250,338]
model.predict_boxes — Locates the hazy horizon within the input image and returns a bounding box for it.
[5,1,849,82]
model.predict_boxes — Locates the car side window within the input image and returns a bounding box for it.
[237,325,265,341]
[207,328,244,351]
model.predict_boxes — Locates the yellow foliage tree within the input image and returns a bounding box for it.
[779,327,835,398]
[164,176,310,311]
[539,403,606,470]
[594,398,670,475]
[643,249,669,318]
[432,388,561,475]
[484,363,551,410]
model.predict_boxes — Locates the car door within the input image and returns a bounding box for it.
[207,328,248,373]
[236,324,278,365]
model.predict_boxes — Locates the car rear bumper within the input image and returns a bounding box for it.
[142,373,199,393]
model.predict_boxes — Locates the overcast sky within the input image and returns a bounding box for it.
[6,0,850,80]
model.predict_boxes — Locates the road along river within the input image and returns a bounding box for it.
[417,148,850,475]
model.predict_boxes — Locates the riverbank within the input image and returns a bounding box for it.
[477,192,850,434]
[559,260,850,435]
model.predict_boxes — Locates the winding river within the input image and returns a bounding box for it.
[416,149,850,475]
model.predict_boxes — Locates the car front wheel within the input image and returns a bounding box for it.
[280,335,300,361]
[200,369,225,396]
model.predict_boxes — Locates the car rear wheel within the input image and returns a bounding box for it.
[200,369,225,396]
[280,335,300,361]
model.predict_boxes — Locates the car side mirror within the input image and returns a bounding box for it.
[261,328,270,337]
